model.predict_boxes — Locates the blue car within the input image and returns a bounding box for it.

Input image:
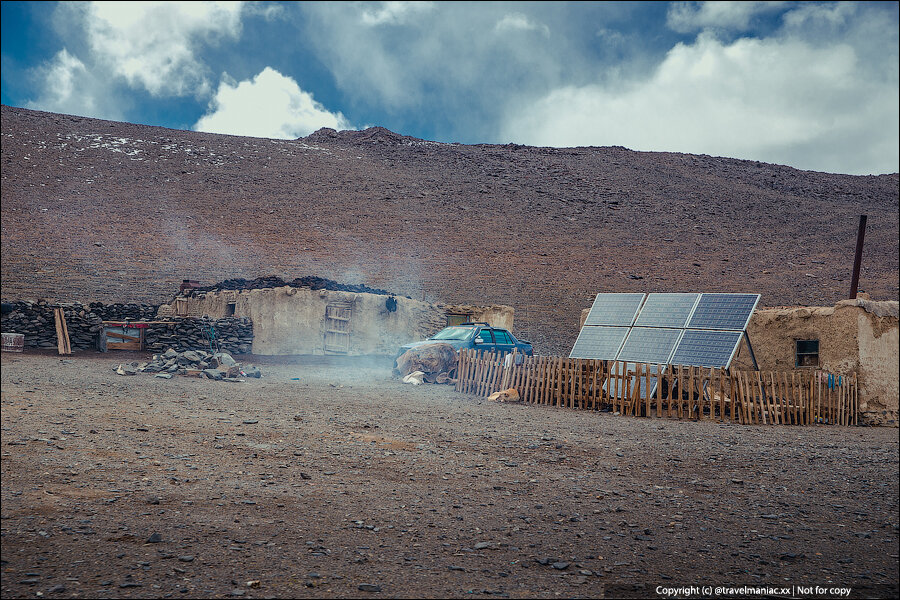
[397,322,534,358]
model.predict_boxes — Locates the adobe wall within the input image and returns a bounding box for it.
[157,287,515,356]
[440,303,515,332]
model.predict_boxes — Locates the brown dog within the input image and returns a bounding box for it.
[487,388,520,402]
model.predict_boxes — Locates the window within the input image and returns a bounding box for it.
[446,313,472,326]
[493,330,512,344]
[432,327,474,341]
[225,302,236,317]
[795,340,819,367]
[478,329,494,343]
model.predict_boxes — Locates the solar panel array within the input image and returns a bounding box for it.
[571,292,760,369]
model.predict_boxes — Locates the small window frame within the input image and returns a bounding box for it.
[795,339,819,368]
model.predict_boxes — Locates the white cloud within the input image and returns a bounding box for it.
[81,0,243,97]
[495,13,550,37]
[667,1,786,33]
[299,2,580,131]
[25,49,123,120]
[360,1,434,26]
[193,67,353,138]
[500,32,899,175]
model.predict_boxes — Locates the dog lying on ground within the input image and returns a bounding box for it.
[487,388,520,402]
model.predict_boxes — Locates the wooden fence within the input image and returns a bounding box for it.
[455,350,858,426]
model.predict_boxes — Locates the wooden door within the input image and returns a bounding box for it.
[324,303,352,354]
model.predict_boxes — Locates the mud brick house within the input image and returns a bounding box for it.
[157,278,513,356]
[732,299,899,426]
[578,297,899,425]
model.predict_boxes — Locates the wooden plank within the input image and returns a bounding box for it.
[644,363,652,418]
[105,331,142,342]
[54,308,72,355]
[666,365,673,419]
[730,371,737,423]
[107,341,141,351]
[754,372,765,425]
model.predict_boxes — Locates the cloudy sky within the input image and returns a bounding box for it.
[1,1,897,175]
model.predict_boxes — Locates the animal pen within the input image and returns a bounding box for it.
[455,349,858,427]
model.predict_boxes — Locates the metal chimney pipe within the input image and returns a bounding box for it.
[849,215,867,299]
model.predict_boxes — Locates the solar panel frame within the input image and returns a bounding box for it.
[634,293,701,328]
[569,326,630,360]
[686,293,761,331]
[670,329,744,368]
[583,293,646,327]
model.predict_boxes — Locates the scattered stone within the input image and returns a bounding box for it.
[177,555,195,562]
[146,532,162,543]
[155,373,173,379]
[551,561,570,570]
[202,369,224,381]
[358,583,382,592]
[115,364,138,376]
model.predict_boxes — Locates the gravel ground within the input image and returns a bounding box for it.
[1,352,898,599]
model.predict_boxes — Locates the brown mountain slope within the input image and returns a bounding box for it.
[1,105,898,353]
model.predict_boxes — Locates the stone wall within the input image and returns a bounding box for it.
[1,300,252,355]
[144,318,253,355]
[1,301,105,350]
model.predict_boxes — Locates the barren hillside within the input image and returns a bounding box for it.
[1,106,897,353]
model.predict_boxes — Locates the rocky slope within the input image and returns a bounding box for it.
[1,106,897,353]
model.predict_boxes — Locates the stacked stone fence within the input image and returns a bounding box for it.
[1,300,252,354]
[144,318,253,355]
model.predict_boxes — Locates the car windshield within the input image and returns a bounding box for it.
[430,326,475,341]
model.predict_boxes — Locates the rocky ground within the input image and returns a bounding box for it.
[2,106,898,354]
[2,351,897,599]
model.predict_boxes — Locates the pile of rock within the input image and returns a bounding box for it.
[89,302,158,321]
[0,300,104,350]
[144,317,253,355]
[116,348,261,381]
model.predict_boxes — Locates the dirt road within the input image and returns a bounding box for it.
[1,352,897,598]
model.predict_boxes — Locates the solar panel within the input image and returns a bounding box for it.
[616,327,683,365]
[687,293,760,331]
[670,329,744,368]
[583,293,646,326]
[634,293,700,328]
[569,326,630,359]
